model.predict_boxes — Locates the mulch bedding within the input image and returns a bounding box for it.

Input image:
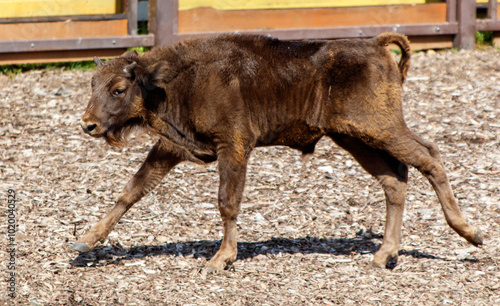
[0,47,499,305]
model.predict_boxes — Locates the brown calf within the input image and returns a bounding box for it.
[74,32,482,271]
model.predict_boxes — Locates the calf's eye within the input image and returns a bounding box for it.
[113,88,126,96]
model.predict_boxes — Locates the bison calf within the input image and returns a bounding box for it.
[74,32,482,271]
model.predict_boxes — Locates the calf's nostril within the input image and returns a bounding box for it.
[81,121,98,134]
[86,124,97,132]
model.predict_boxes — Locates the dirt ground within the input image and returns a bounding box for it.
[1,46,499,305]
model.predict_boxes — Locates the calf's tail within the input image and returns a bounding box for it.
[376,32,411,84]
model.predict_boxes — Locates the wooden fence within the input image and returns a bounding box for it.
[0,0,499,64]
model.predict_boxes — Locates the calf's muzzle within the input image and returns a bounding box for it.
[80,120,98,135]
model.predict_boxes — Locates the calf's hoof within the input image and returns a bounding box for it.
[203,250,236,273]
[204,259,226,273]
[371,260,386,269]
[203,266,220,274]
[468,228,483,247]
[372,249,398,269]
[70,241,92,253]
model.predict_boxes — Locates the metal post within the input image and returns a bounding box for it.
[454,0,476,49]
[128,0,138,36]
[149,0,178,46]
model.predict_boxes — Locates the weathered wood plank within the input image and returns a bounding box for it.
[0,19,128,41]
[0,49,127,65]
[178,4,448,33]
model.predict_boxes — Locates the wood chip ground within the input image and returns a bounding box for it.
[1,47,499,305]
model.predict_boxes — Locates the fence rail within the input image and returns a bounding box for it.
[0,0,499,64]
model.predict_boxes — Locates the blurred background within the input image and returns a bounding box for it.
[0,1,498,66]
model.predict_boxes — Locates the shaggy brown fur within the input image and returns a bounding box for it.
[75,32,482,271]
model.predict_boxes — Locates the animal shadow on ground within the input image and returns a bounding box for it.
[69,232,453,270]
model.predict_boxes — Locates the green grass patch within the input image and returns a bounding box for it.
[128,46,150,54]
[390,48,402,55]
[0,60,96,76]
[476,31,493,46]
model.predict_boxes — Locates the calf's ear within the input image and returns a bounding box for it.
[146,62,176,87]
[121,50,139,62]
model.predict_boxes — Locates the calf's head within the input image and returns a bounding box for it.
[81,51,152,146]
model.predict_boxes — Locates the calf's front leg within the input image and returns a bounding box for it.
[205,147,249,272]
[71,140,183,253]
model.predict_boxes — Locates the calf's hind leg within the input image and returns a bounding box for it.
[71,140,183,253]
[331,134,409,268]
[382,131,483,247]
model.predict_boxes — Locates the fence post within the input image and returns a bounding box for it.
[454,0,476,49]
[488,0,497,20]
[149,0,178,46]
[128,0,138,36]
[447,0,457,23]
